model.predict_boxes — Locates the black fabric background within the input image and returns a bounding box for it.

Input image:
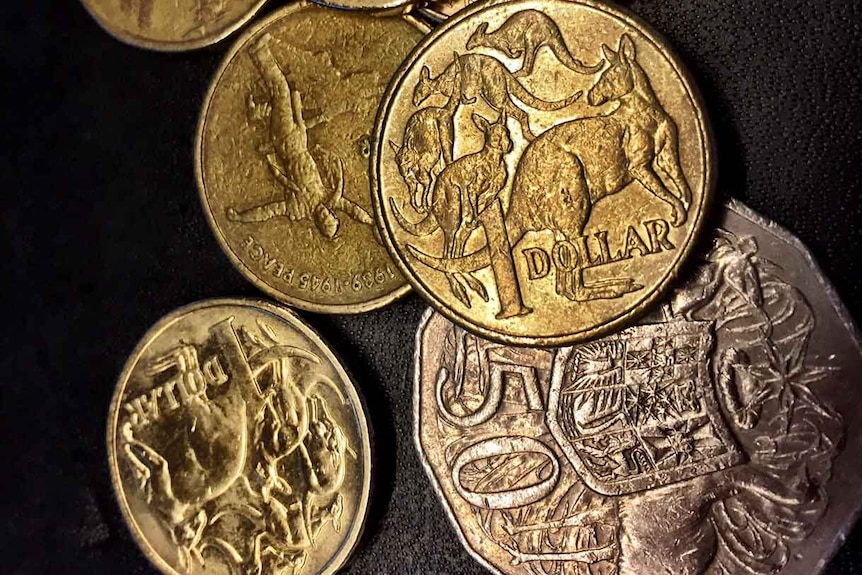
[1,0,861,573]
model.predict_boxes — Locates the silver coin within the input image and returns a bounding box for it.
[414,198,862,574]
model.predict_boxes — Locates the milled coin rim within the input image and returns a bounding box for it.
[78,0,271,52]
[195,2,415,315]
[106,297,373,575]
[372,0,717,347]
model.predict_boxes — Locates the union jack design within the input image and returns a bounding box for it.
[547,319,743,495]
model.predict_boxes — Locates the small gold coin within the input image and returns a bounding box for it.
[80,0,268,51]
[373,0,715,346]
[197,3,427,314]
[107,298,371,575]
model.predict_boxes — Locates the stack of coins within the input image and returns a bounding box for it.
[82,0,862,573]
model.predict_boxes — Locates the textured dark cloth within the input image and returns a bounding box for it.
[1,0,861,573]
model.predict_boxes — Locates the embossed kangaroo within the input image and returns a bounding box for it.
[412,52,582,140]
[466,10,603,78]
[508,33,691,228]
[389,105,455,214]
[509,34,690,299]
[410,35,692,303]
[392,114,512,307]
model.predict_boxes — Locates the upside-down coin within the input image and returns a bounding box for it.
[373,0,714,346]
[107,298,371,575]
[415,199,862,575]
[197,3,428,314]
[80,0,268,51]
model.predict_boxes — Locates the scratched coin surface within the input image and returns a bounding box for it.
[374,0,714,345]
[415,199,862,575]
[80,0,268,51]
[197,3,427,314]
[107,299,371,575]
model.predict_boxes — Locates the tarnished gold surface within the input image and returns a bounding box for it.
[107,299,371,575]
[373,0,714,346]
[197,3,427,314]
[80,0,268,51]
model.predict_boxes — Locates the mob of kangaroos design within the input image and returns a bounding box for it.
[406,32,692,308]
[227,34,375,240]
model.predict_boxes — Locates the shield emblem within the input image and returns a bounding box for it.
[547,319,743,495]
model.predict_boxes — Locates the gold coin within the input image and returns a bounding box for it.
[107,298,371,575]
[80,0,268,51]
[373,0,715,346]
[197,3,427,314]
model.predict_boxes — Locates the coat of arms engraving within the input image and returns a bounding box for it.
[548,320,744,495]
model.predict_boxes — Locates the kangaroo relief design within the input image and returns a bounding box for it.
[226,34,375,240]
[412,52,582,140]
[389,105,455,215]
[408,35,691,306]
[466,10,604,78]
[505,33,691,300]
[392,114,513,308]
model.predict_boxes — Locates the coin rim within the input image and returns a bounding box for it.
[372,0,717,346]
[195,1,413,314]
[78,0,271,52]
[106,297,373,575]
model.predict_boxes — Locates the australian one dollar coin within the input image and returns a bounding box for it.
[80,0,268,51]
[107,299,371,575]
[373,0,714,346]
[197,3,428,313]
[415,199,862,574]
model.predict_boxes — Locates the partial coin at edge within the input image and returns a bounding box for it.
[107,298,371,575]
[80,0,269,51]
[197,2,426,313]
